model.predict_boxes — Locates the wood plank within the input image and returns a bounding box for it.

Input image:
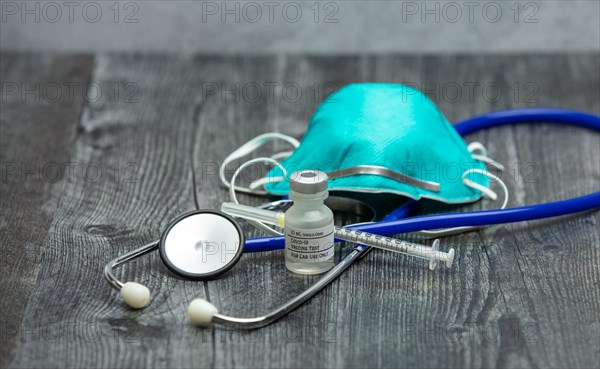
[472,54,600,368]
[0,53,94,368]
[7,54,244,368]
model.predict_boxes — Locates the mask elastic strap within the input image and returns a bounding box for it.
[249,175,286,191]
[220,133,299,195]
[414,168,509,238]
[468,141,505,172]
[229,158,287,236]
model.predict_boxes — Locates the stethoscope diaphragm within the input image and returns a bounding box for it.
[159,210,245,280]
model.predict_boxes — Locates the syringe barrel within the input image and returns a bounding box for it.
[333,226,446,262]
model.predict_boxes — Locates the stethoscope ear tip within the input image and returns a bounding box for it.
[120,282,150,309]
[188,299,218,325]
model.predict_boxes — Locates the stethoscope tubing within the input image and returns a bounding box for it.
[244,108,600,253]
[454,108,600,135]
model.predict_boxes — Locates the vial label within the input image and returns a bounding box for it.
[285,224,335,263]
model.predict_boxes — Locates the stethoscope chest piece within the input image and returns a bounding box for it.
[159,210,245,280]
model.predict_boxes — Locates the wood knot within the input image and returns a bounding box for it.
[85,224,125,236]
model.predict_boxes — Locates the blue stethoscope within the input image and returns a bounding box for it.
[105,108,600,329]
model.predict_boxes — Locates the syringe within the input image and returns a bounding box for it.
[221,202,455,270]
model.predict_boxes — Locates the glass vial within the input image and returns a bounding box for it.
[284,170,335,275]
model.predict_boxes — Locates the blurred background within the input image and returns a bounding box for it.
[2,0,599,54]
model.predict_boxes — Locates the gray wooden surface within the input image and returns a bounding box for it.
[1,53,599,369]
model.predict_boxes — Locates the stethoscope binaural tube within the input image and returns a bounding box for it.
[187,201,417,328]
[105,241,158,308]
[189,246,373,329]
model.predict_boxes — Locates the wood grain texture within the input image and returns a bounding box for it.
[0,54,94,368]
[1,53,598,369]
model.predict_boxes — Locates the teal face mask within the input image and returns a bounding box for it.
[222,83,502,205]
